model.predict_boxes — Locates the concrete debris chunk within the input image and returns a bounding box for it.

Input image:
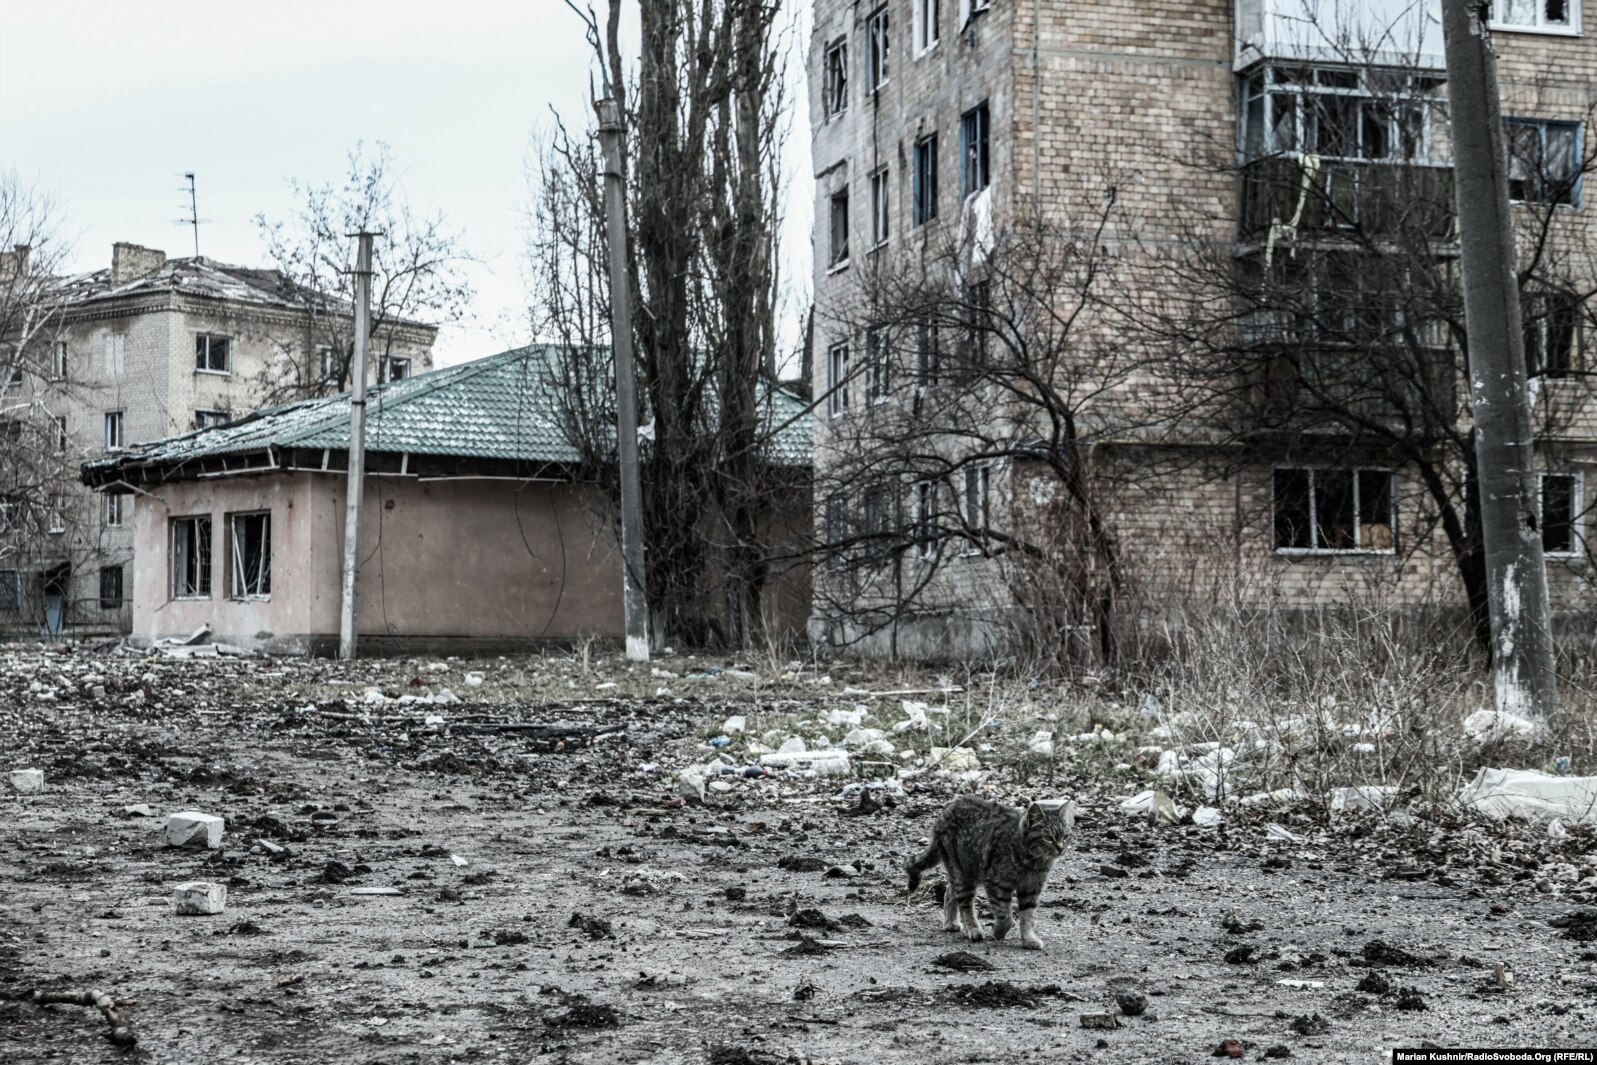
[172,881,227,915]
[10,768,44,793]
[165,811,225,850]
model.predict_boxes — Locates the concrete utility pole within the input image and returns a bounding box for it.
[339,231,375,661]
[1441,0,1559,722]
[597,96,650,662]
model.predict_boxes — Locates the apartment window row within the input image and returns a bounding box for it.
[823,465,993,566]
[172,511,272,601]
[826,100,990,269]
[822,2,991,120]
[1272,467,1584,557]
[1491,0,1578,32]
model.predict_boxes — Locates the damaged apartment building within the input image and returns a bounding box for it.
[0,242,435,635]
[809,0,1597,657]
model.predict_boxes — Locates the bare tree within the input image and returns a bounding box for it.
[816,201,1141,665]
[530,1,799,649]
[254,142,473,403]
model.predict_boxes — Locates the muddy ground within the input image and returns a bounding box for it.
[2,649,1595,1064]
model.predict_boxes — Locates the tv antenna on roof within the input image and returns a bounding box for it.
[175,173,211,258]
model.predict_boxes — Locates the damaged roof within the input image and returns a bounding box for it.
[82,346,812,488]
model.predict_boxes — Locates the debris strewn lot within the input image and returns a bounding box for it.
[1,646,1594,1063]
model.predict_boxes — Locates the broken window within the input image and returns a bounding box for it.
[1541,472,1581,555]
[960,101,991,199]
[1492,0,1575,29]
[105,493,124,528]
[866,7,890,91]
[50,341,66,380]
[1506,119,1581,206]
[1272,467,1394,552]
[829,188,850,268]
[99,566,123,610]
[914,0,940,52]
[869,167,890,247]
[0,570,19,610]
[865,326,889,405]
[1524,291,1581,377]
[1239,66,1431,164]
[913,135,939,226]
[103,410,124,451]
[827,342,849,417]
[381,356,412,383]
[823,38,849,118]
[228,512,271,599]
[172,515,212,598]
[195,333,232,373]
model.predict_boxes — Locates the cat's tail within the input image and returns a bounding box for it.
[905,841,941,893]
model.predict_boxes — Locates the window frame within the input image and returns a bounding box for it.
[1271,466,1397,555]
[829,187,851,270]
[868,166,891,248]
[960,101,991,201]
[913,134,939,226]
[1539,471,1584,557]
[1489,0,1580,34]
[1505,117,1583,208]
[827,342,850,417]
[103,410,125,451]
[866,6,890,93]
[913,480,936,559]
[914,0,941,54]
[171,514,213,600]
[195,333,233,375]
[823,37,849,119]
[98,565,123,610]
[961,464,990,556]
[227,510,272,600]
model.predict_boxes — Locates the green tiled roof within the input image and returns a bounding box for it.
[83,346,811,483]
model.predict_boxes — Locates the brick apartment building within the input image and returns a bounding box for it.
[0,242,435,634]
[809,0,1597,657]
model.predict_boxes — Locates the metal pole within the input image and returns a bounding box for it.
[597,97,650,662]
[1441,0,1559,722]
[338,231,374,661]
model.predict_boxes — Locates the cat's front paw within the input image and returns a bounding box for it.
[1019,935,1045,950]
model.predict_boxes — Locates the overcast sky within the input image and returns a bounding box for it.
[0,1,813,368]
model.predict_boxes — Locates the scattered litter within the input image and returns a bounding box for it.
[1459,768,1597,824]
[9,768,44,794]
[1463,709,1538,742]
[164,811,224,850]
[172,882,226,915]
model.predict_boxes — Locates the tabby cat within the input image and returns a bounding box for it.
[906,796,1075,950]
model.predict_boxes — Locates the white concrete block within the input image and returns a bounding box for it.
[10,769,44,793]
[172,881,226,915]
[165,811,224,849]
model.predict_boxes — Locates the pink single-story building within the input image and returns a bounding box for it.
[81,347,811,654]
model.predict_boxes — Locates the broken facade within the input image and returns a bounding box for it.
[809,0,1597,657]
[2,243,435,636]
